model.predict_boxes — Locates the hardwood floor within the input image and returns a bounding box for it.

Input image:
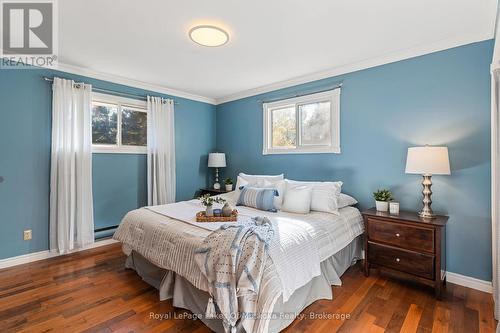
[0,243,495,333]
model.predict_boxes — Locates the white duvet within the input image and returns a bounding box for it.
[266,216,321,302]
[147,199,322,302]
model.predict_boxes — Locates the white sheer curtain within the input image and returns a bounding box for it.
[147,96,176,205]
[49,77,94,253]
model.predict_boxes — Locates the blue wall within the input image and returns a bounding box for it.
[217,40,493,281]
[0,68,216,259]
[0,40,493,281]
[92,154,147,237]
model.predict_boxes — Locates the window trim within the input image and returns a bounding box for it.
[262,89,341,155]
[92,92,148,154]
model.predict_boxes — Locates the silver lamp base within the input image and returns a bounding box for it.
[213,167,220,190]
[419,175,435,219]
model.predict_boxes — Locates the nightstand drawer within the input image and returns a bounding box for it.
[367,218,434,253]
[368,242,435,279]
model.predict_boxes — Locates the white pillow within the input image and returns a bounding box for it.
[261,179,286,210]
[239,173,284,183]
[338,193,358,208]
[286,179,343,215]
[281,182,313,214]
[233,176,250,201]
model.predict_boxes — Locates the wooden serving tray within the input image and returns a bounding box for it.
[196,209,238,222]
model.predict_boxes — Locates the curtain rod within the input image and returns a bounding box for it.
[42,77,179,105]
[258,82,343,104]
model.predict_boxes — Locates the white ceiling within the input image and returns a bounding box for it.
[58,0,497,104]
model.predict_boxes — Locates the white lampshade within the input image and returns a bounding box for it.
[208,153,226,168]
[405,146,451,175]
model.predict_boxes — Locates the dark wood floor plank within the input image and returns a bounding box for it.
[416,287,437,333]
[0,243,495,333]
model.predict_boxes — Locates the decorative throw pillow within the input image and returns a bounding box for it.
[338,193,358,208]
[236,186,279,212]
[281,182,313,214]
[286,180,343,215]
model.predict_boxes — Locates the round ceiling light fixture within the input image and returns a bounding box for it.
[189,25,229,47]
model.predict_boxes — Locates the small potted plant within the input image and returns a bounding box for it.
[373,189,393,212]
[199,194,226,217]
[224,178,234,192]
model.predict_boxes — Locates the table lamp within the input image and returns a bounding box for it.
[405,146,450,218]
[208,153,226,190]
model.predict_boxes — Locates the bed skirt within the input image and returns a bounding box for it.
[124,235,362,333]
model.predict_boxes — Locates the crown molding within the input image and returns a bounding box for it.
[53,62,216,105]
[1,54,216,104]
[215,32,494,105]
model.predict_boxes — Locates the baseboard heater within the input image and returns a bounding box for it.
[94,225,118,240]
[94,225,119,233]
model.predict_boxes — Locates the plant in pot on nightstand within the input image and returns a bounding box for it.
[373,189,393,212]
[199,194,226,217]
[224,178,234,191]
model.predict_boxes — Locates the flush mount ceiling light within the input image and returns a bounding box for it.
[189,25,229,47]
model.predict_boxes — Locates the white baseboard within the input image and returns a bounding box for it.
[446,271,492,293]
[0,241,493,294]
[0,238,119,270]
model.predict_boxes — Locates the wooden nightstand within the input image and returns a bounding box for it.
[362,208,449,298]
[198,188,228,197]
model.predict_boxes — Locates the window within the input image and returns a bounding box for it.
[263,89,340,155]
[92,93,147,153]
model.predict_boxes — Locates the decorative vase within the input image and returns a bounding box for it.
[222,203,232,217]
[375,201,389,212]
[225,184,233,192]
[205,205,214,217]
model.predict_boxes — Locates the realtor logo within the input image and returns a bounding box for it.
[1,0,58,68]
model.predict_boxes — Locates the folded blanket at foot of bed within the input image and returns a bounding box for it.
[195,216,322,333]
[195,217,274,333]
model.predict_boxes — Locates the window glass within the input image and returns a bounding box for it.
[121,108,147,146]
[92,102,118,144]
[299,101,331,146]
[271,106,296,148]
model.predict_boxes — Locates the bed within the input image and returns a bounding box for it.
[113,192,364,333]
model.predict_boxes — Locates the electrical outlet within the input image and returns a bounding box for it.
[23,230,32,241]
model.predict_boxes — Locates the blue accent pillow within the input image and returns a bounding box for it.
[236,186,279,212]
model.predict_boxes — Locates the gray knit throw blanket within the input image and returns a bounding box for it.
[194,216,274,333]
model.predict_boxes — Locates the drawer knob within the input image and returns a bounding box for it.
[395,233,400,237]
[396,258,401,262]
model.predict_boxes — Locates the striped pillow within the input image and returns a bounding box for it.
[236,186,278,212]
